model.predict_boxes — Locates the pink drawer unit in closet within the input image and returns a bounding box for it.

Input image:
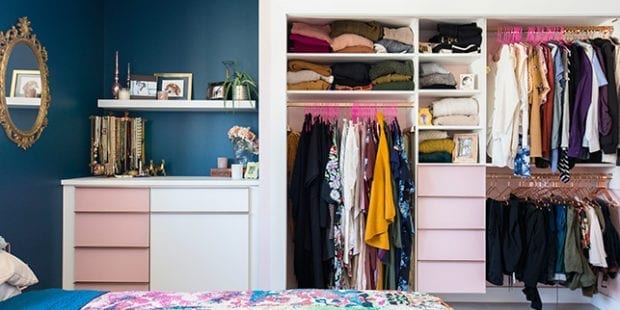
[417,261,485,293]
[75,213,149,247]
[75,188,149,212]
[417,166,485,197]
[74,283,149,291]
[417,197,485,229]
[417,230,485,261]
[75,248,149,283]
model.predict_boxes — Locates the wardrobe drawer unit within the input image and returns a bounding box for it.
[417,165,486,197]
[417,197,485,229]
[417,261,486,293]
[75,187,150,212]
[417,230,485,261]
[150,187,249,212]
[75,213,149,247]
[74,283,150,291]
[74,248,149,283]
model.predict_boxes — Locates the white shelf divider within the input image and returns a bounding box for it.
[97,99,256,112]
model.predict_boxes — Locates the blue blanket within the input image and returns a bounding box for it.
[0,289,105,310]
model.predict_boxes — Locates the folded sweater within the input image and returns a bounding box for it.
[419,138,455,154]
[430,97,478,117]
[289,33,331,53]
[432,114,480,126]
[287,70,334,84]
[374,39,414,53]
[369,60,414,81]
[418,151,452,163]
[288,60,332,76]
[383,26,413,45]
[334,45,374,53]
[331,62,371,86]
[331,33,374,51]
[419,72,456,89]
[418,130,448,142]
[372,73,412,85]
[290,22,332,44]
[330,20,383,41]
[372,81,414,91]
[287,79,331,91]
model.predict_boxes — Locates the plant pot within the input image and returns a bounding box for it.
[232,85,249,100]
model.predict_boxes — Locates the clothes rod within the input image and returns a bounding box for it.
[486,173,612,180]
[287,102,415,108]
[488,25,614,32]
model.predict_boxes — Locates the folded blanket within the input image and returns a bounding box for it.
[369,60,414,81]
[334,45,374,53]
[288,60,332,76]
[418,130,448,142]
[290,22,332,44]
[330,20,383,41]
[0,289,105,309]
[332,62,371,86]
[419,63,451,76]
[372,81,414,90]
[287,70,334,84]
[432,114,480,126]
[383,26,413,45]
[288,79,331,90]
[419,138,455,154]
[374,39,414,53]
[372,73,412,85]
[289,33,331,53]
[430,97,478,117]
[331,33,374,51]
[419,72,456,89]
[419,151,452,163]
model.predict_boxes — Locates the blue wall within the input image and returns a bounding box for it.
[0,0,103,288]
[103,0,259,175]
[0,0,258,289]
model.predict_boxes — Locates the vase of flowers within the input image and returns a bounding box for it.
[228,125,259,166]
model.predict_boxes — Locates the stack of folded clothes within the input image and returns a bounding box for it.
[329,20,382,53]
[287,60,333,90]
[369,60,414,90]
[374,26,414,53]
[331,62,371,90]
[428,22,482,53]
[418,130,454,163]
[289,22,332,53]
[430,97,479,125]
[418,63,456,89]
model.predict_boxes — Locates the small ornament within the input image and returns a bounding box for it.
[126,62,131,89]
[111,51,121,99]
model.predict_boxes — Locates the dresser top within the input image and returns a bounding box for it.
[61,176,259,187]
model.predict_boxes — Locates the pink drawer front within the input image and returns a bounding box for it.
[75,248,149,282]
[418,197,485,229]
[75,188,149,212]
[75,283,149,291]
[417,230,485,260]
[417,261,485,293]
[417,166,485,197]
[75,213,149,247]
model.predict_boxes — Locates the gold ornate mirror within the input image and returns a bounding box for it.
[0,17,50,149]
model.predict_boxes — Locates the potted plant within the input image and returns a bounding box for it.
[223,70,257,101]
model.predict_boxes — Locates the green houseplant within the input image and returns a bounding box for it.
[221,60,257,109]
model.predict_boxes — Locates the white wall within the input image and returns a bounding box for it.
[258,0,620,295]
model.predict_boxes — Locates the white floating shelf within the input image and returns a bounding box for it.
[418,53,482,64]
[287,90,415,103]
[97,99,256,112]
[418,89,480,97]
[287,53,414,63]
[6,97,40,109]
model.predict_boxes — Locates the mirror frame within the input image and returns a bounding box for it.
[0,17,50,150]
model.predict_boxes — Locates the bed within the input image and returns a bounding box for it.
[0,288,453,309]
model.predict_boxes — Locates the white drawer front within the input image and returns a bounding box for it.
[151,188,249,212]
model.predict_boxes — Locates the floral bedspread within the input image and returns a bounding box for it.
[82,289,453,309]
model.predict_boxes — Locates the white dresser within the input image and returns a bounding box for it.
[62,177,259,292]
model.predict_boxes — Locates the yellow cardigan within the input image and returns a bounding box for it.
[364,112,396,250]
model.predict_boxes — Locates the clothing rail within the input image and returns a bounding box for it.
[486,173,612,180]
[493,24,614,43]
[287,102,414,108]
[487,173,612,189]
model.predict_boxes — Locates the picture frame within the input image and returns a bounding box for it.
[129,74,157,99]
[419,42,433,53]
[10,69,41,98]
[207,81,225,100]
[244,162,259,179]
[418,107,433,126]
[459,73,475,90]
[452,133,478,163]
[154,73,193,100]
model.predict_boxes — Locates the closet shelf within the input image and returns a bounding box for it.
[287,53,414,63]
[418,53,482,65]
[417,125,483,131]
[97,99,257,112]
[286,90,415,102]
[6,97,40,109]
[418,89,481,97]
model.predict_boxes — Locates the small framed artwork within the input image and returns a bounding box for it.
[459,73,475,90]
[452,133,478,163]
[10,69,41,98]
[244,162,259,179]
[418,107,433,126]
[129,74,157,99]
[154,73,193,100]
[419,42,432,53]
[207,81,225,99]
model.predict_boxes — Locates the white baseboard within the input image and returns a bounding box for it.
[591,293,620,309]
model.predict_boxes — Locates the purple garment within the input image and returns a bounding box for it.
[289,33,331,53]
[593,45,612,136]
[567,46,592,158]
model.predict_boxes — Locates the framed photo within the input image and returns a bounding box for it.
[459,73,475,90]
[452,133,478,163]
[419,42,432,53]
[244,162,259,179]
[207,81,225,100]
[10,69,41,98]
[129,74,157,99]
[418,107,433,126]
[154,73,193,100]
